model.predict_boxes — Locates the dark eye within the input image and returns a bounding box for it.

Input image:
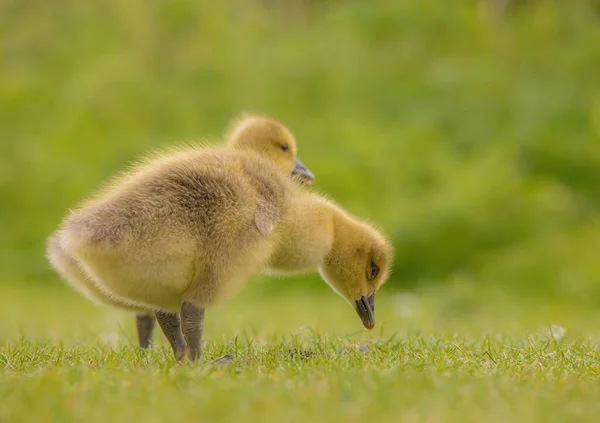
[280,143,289,151]
[368,260,379,280]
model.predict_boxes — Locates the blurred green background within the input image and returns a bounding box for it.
[2,0,600,307]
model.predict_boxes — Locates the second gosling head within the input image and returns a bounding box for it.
[225,113,315,185]
[319,214,394,330]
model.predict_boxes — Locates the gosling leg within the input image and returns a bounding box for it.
[181,302,205,361]
[136,313,156,348]
[155,310,187,361]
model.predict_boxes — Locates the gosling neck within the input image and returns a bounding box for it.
[265,196,336,275]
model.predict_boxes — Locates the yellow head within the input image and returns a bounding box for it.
[225,114,315,185]
[319,214,394,330]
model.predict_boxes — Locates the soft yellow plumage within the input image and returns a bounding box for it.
[46,115,392,362]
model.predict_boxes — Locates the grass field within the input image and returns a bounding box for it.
[3,0,600,422]
[2,281,600,423]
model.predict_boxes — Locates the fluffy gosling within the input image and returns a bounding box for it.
[47,114,315,349]
[48,148,392,362]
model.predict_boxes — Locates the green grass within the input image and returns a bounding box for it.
[3,1,600,421]
[2,282,600,423]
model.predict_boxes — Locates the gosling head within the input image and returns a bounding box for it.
[225,113,315,185]
[319,217,394,330]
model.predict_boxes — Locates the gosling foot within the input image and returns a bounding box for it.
[181,302,206,362]
[155,310,187,362]
[136,313,156,349]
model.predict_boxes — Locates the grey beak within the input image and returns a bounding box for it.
[355,293,375,330]
[292,157,315,183]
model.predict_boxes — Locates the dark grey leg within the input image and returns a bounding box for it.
[136,313,156,348]
[154,310,187,361]
[181,302,205,361]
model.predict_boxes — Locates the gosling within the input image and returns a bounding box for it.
[47,114,315,349]
[225,112,315,186]
[48,148,393,362]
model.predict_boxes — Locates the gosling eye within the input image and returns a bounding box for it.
[368,260,379,281]
[280,143,289,152]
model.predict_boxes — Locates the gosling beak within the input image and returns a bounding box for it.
[292,157,315,185]
[355,293,375,330]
